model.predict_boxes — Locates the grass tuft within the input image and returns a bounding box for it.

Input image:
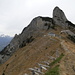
[45,53,64,75]
[49,53,64,66]
[45,65,59,75]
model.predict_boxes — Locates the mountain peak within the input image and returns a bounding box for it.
[0,34,11,38]
[0,7,75,75]
[0,6,75,65]
[53,6,67,27]
[54,6,60,10]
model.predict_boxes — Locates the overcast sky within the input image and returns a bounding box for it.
[0,0,75,36]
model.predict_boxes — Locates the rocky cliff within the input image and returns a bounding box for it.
[0,6,75,64]
[53,6,75,30]
[0,16,55,64]
[53,6,67,28]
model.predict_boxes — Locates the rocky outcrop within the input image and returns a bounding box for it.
[53,6,67,28]
[0,16,55,64]
[0,6,75,64]
[66,20,75,32]
[53,6,75,30]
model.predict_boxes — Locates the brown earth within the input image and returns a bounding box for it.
[0,28,75,75]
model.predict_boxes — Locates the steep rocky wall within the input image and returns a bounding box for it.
[53,6,67,28]
[0,16,54,64]
[0,6,75,64]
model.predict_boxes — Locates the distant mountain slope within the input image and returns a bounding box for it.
[0,34,13,51]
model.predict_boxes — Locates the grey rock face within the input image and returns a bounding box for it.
[0,16,54,64]
[53,6,67,28]
[1,6,74,64]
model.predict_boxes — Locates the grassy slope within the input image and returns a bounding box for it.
[45,53,64,75]
[0,26,75,75]
[45,65,59,75]
[0,29,65,75]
